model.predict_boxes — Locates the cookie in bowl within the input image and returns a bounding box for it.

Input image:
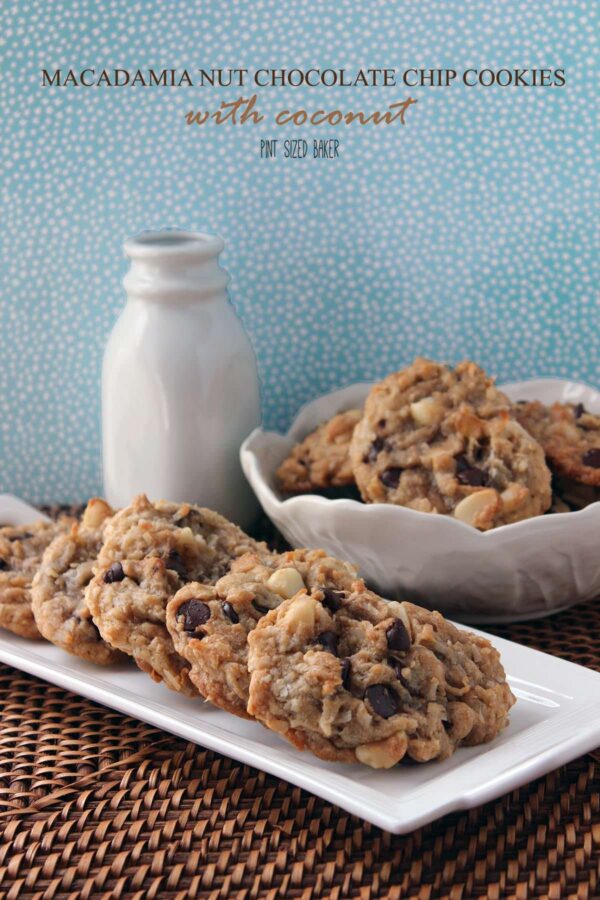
[516,400,600,509]
[247,585,516,768]
[277,408,362,494]
[350,358,552,529]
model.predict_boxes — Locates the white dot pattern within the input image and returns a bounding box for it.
[1,0,598,503]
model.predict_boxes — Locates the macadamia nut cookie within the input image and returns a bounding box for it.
[96,494,265,582]
[516,400,600,494]
[85,494,266,694]
[87,556,192,692]
[166,548,359,718]
[247,587,515,768]
[350,358,551,528]
[31,498,122,665]
[550,477,600,511]
[277,409,361,493]
[0,517,74,638]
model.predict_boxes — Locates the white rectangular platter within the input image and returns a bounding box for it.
[1,626,599,833]
[1,494,599,833]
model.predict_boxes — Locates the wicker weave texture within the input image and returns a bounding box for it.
[0,511,598,898]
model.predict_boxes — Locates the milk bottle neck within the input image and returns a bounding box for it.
[123,230,229,305]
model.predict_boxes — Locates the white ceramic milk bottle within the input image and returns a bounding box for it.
[102,230,261,529]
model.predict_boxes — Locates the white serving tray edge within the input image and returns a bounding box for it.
[1,494,599,833]
[0,629,599,833]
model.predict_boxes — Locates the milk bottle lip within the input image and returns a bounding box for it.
[123,229,228,301]
[124,229,224,263]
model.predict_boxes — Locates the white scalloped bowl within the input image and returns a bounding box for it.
[241,378,600,623]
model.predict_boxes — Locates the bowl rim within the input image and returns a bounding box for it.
[241,375,600,541]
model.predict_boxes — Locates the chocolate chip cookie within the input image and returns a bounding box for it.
[166,548,359,718]
[247,586,515,768]
[350,358,551,528]
[277,409,362,493]
[0,516,74,638]
[31,498,122,665]
[547,491,573,514]
[516,400,600,505]
[85,494,266,694]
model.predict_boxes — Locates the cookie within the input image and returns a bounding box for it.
[85,494,266,694]
[547,491,572,514]
[350,358,551,528]
[277,409,362,493]
[516,400,600,490]
[31,498,122,665]
[551,477,599,511]
[87,556,192,691]
[95,494,264,581]
[166,548,359,718]
[0,517,74,638]
[247,586,515,768]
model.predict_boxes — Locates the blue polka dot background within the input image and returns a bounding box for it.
[1,1,597,503]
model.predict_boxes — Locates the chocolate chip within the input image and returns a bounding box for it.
[252,600,271,615]
[321,588,344,614]
[177,599,210,633]
[457,466,488,486]
[442,717,452,732]
[582,448,600,468]
[314,631,338,655]
[377,419,387,429]
[222,601,239,624]
[455,454,469,472]
[366,436,386,464]
[386,620,411,652]
[389,658,410,688]
[0,558,8,571]
[165,549,187,579]
[455,454,488,486]
[176,512,197,530]
[574,403,586,419]
[380,467,402,489]
[104,562,125,583]
[340,658,351,687]
[365,684,399,719]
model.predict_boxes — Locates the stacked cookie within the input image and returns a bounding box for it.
[516,400,600,510]
[0,493,516,769]
[278,358,600,528]
[0,514,77,639]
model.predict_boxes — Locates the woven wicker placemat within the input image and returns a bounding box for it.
[0,509,598,899]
